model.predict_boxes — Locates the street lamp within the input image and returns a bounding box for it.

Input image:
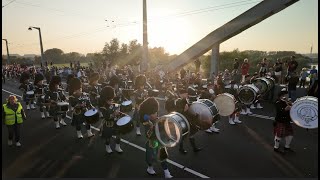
[28,26,44,67]
[2,39,10,65]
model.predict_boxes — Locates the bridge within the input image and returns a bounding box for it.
[158,0,299,74]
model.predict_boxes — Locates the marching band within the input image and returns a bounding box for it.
[3,63,318,178]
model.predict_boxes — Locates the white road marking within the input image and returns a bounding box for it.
[184,168,210,178]
[248,113,275,120]
[2,89,22,98]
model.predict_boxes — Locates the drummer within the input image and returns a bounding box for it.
[34,73,50,119]
[99,86,123,154]
[199,82,220,133]
[249,72,263,110]
[175,87,202,154]
[132,75,148,136]
[273,88,294,154]
[87,72,101,108]
[239,74,253,115]
[45,76,68,129]
[139,97,173,178]
[69,77,95,139]
[225,80,242,125]
[19,72,36,110]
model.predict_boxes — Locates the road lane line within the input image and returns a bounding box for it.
[2,89,22,98]
[184,167,210,178]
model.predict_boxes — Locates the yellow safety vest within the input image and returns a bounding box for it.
[3,102,23,125]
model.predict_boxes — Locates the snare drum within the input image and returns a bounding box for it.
[26,91,35,100]
[84,109,99,124]
[290,96,318,129]
[214,93,236,116]
[57,102,69,114]
[120,100,133,112]
[188,99,217,130]
[116,116,134,135]
[155,112,189,148]
[238,84,259,105]
[252,77,270,94]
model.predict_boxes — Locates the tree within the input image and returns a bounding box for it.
[43,48,64,64]
[102,38,120,65]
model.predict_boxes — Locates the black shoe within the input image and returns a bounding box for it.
[179,148,187,154]
[274,148,284,154]
[193,147,203,152]
[284,147,295,153]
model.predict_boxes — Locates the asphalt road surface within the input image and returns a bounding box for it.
[2,79,318,178]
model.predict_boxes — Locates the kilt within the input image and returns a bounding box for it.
[273,122,293,137]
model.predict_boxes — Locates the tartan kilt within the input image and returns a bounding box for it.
[273,122,293,137]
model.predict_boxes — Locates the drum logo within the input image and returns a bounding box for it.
[297,106,318,124]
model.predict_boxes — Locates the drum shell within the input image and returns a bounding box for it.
[120,102,133,113]
[116,116,134,135]
[84,109,100,124]
[57,102,69,114]
[26,91,35,100]
[188,99,216,130]
[155,112,190,148]
[253,77,270,94]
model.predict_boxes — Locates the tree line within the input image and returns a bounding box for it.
[2,38,314,77]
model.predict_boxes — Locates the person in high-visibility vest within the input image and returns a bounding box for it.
[2,95,27,147]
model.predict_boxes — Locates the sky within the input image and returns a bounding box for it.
[2,0,318,56]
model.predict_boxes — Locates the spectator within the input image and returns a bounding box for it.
[180,68,186,80]
[287,55,298,77]
[274,58,283,84]
[287,72,299,102]
[241,58,250,83]
[257,58,268,77]
[232,58,240,74]
[299,68,309,88]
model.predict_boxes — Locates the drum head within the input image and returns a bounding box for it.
[57,102,69,106]
[117,116,132,126]
[214,93,235,116]
[290,96,318,129]
[27,91,34,95]
[84,109,98,116]
[238,85,258,105]
[121,100,132,106]
[253,77,269,94]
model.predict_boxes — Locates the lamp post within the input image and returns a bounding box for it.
[2,39,10,65]
[141,0,149,73]
[28,26,44,67]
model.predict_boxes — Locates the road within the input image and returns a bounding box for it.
[2,79,318,178]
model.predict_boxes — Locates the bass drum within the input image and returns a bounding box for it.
[188,99,217,130]
[290,96,318,129]
[155,112,189,148]
[214,93,236,116]
[265,76,275,90]
[252,77,270,94]
[238,84,259,105]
